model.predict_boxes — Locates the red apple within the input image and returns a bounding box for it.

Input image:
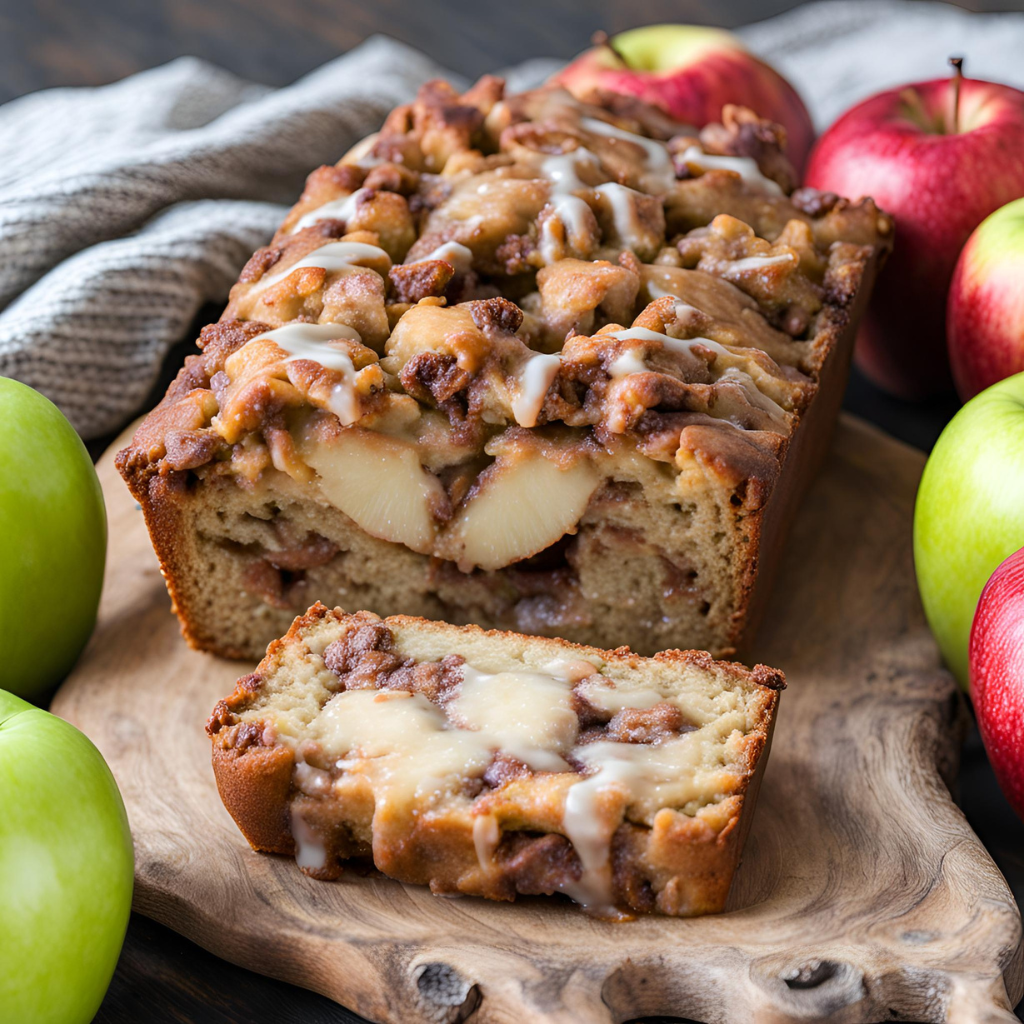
[948,197,1024,400]
[805,66,1024,399]
[970,545,1024,819]
[552,25,814,173]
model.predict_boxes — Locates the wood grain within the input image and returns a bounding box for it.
[54,414,1023,1024]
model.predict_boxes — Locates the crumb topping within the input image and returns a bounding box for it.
[127,77,891,576]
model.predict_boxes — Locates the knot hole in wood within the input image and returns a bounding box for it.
[751,955,866,1017]
[784,959,844,989]
[413,961,482,1023]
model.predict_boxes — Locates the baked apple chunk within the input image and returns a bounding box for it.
[117,76,892,660]
[440,432,602,572]
[297,426,448,554]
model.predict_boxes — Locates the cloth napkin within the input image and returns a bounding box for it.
[2,1,1023,438]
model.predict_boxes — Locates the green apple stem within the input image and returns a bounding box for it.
[591,30,627,67]
[949,56,964,134]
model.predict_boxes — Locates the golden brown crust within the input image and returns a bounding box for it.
[117,75,891,662]
[210,742,295,855]
[207,603,782,916]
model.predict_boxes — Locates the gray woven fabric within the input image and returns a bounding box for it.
[0,38,453,436]
[738,0,1024,129]
[2,4,1022,437]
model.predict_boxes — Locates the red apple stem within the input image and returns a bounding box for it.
[949,56,964,134]
[591,30,627,68]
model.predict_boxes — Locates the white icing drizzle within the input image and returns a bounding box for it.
[255,323,366,425]
[604,326,788,428]
[607,325,733,364]
[546,194,593,250]
[472,814,501,874]
[289,188,371,234]
[511,352,561,427]
[258,322,363,369]
[645,281,675,301]
[594,182,649,248]
[609,348,649,378]
[643,288,712,331]
[309,667,578,816]
[580,116,675,191]
[290,805,328,872]
[293,658,746,915]
[537,148,601,264]
[575,679,666,712]
[662,332,729,362]
[561,747,648,911]
[258,241,391,291]
[540,148,600,191]
[450,667,576,772]
[419,241,474,273]
[672,301,701,330]
[321,691,486,812]
[293,761,332,796]
[724,253,797,273]
[341,132,382,168]
[563,739,709,913]
[677,145,783,195]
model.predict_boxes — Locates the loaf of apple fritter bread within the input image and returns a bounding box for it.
[117,77,893,660]
[207,603,783,917]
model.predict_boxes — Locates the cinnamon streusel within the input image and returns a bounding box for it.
[117,78,893,659]
[208,602,783,918]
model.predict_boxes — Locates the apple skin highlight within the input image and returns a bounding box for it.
[914,372,1024,688]
[806,76,1024,399]
[0,377,107,698]
[948,197,1024,400]
[553,25,814,173]
[970,546,1024,820]
[0,690,133,1024]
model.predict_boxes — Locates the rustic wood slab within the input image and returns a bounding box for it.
[54,414,1023,1024]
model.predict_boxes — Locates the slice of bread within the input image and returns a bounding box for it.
[208,603,783,918]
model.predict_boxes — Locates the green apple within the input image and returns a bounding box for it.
[0,378,106,697]
[914,371,1024,687]
[0,689,133,1022]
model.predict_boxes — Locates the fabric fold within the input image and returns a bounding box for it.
[0,37,451,435]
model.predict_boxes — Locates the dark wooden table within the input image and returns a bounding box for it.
[5,1,1021,1021]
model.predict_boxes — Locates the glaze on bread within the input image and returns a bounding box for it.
[117,79,892,659]
[207,603,783,918]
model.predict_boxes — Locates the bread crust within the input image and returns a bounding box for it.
[117,77,892,662]
[207,603,782,917]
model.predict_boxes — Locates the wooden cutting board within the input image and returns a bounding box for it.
[53,414,1023,1024]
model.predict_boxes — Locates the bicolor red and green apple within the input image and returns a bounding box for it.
[553,25,815,172]
[914,371,1024,687]
[948,197,1024,400]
